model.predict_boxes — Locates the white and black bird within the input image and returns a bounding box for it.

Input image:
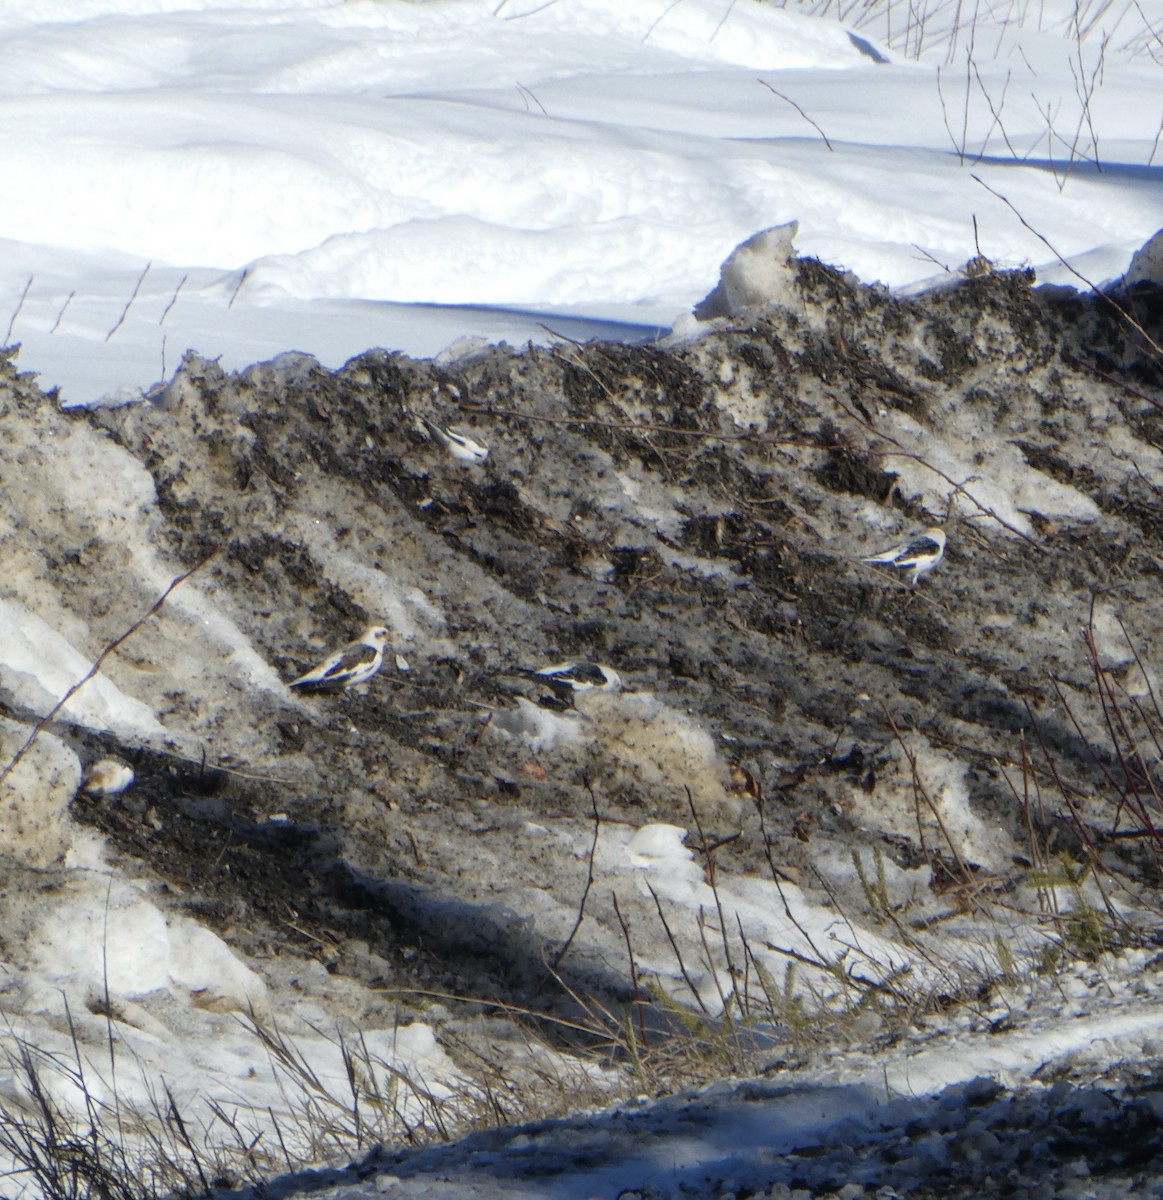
[421,418,489,465]
[289,625,391,693]
[519,661,622,704]
[861,527,946,586]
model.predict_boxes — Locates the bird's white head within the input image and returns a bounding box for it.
[597,666,623,690]
[363,625,391,647]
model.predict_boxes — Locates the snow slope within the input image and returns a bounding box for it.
[0,0,1160,404]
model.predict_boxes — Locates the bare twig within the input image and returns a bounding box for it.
[969,63,1017,160]
[160,274,188,325]
[496,0,561,16]
[0,548,218,788]
[1149,112,1163,167]
[686,786,740,992]
[642,0,684,42]
[757,79,835,151]
[5,276,32,343]
[972,174,1163,361]
[515,82,548,115]
[911,243,953,273]
[105,263,151,342]
[611,891,649,1048]
[229,269,249,309]
[711,0,740,41]
[646,881,713,1015]
[881,704,975,886]
[936,64,964,163]
[49,289,75,336]
[552,781,602,969]
[826,388,1044,547]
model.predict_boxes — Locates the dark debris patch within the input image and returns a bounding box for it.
[815,445,897,501]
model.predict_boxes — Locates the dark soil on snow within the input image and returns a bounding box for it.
[7,256,1163,1045]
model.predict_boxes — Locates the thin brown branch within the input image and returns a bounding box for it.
[757,79,835,151]
[105,262,151,343]
[826,389,1045,548]
[611,891,649,1048]
[0,548,219,789]
[882,704,975,885]
[5,276,32,343]
[159,274,188,325]
[49,290,76,335]
[972,174,1163,360]
[645,881,712,1015]
[686,786,739,988]
[551,780,602,969]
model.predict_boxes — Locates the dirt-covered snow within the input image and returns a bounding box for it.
[4,244,1163,1196]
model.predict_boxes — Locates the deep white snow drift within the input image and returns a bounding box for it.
[0,0,1159,405]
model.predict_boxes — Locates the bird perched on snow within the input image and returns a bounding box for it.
[289,625,391,693]
[861,527,946,586]
[421,417,489,465]
[81,759,135,797]
[519,661,622,705]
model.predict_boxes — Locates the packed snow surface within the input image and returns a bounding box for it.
[0,0,1160,404]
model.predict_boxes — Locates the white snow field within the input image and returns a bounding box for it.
[0,0,1160,405]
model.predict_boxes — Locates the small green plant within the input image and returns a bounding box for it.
[994,933,1019,986]
[853,847,894,923]
[1027,853,1132,960]
[758,960,812,1036]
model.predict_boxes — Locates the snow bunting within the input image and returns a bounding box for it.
[520,661,622,703]
[289,625,391,693]
[421,417,489,465]
[81,759,135,797]
[861,527,946,586]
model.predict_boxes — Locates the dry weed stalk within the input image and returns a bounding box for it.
[0,1015,236,1200]
[552,779,602,970]
[757,78,835,150]
[104,262,151,343]
[5,276,33,344]
[1002,612,1163,954]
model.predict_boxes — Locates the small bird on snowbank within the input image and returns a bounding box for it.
[861,527,946,586]
[519,661,623,705]
[421,418,489,465]
[289,625,391,693]
[81,759,135,797]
